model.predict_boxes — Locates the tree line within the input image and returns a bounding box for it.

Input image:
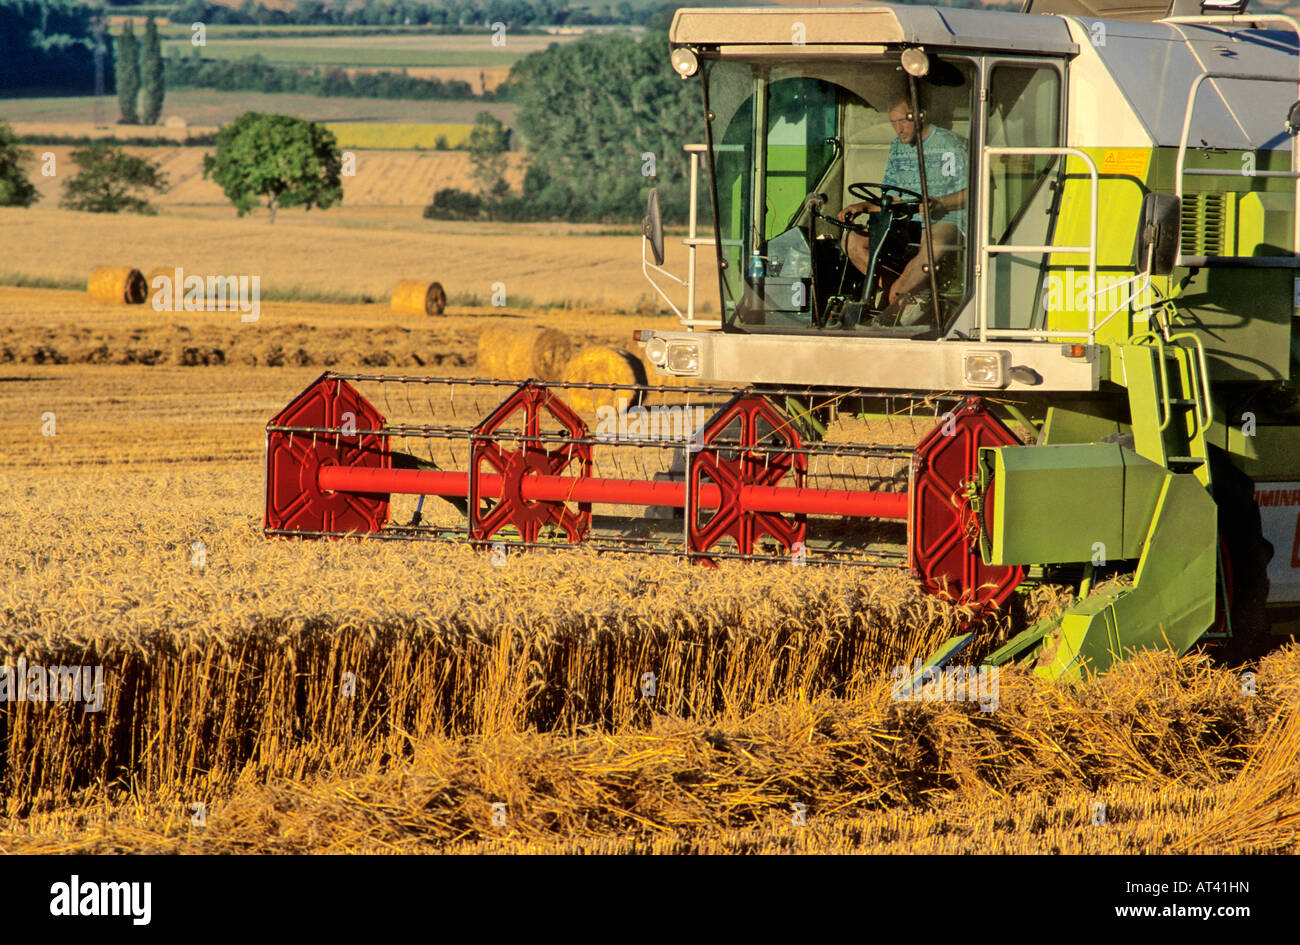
[167,0,676,29]
[0,0,107,94]
[164,52,480,101]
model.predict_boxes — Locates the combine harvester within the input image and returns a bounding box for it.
[266,0,1300,679]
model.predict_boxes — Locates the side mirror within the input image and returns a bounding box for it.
[1135,193,1180,276]
[643,187,665,266]
[1286,100,1300,136]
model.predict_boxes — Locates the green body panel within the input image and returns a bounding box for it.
[1042,147,1296,384]
[1039,401,1127,445]
[982,444,1120,564]
[981,443,1166,566]
[1168,145,1297,385]
[1121,456,1165,563]
[1215,422,1300,480]
[981,339,1218,680]
[1162,268,1294,383]
[989,470,1218,681]
[1043,149,1151,348]
[1031,473,1218,680]
[764,144,819,240]
[1120,344,1166,458]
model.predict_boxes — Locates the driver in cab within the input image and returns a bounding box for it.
[838,98,967,306]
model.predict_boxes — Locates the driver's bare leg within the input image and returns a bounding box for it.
[842,230,871,275]
[888,222,960,303]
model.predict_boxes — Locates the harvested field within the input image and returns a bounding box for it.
[0,287,669,370]
[0,286,1296,855]
[0,210,684,312]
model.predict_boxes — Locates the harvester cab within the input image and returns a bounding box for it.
[640,0,1300,672]
[266,0,1300,682]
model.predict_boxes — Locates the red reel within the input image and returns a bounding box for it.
[265,375,389,536]
[688,394,807,561]
[908,397,1025,608]
[469,383,592,544]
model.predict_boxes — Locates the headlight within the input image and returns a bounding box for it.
[964,350,1009,388]
[670,48,699,79]
[645,337,668,366]
[666,342,700,374]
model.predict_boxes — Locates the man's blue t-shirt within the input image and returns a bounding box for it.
[882,125,968,234]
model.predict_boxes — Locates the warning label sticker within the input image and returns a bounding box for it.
[1254,482,1300,603]
[1100,149,1149,178]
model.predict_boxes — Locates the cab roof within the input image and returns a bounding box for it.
[668,4,1080,55]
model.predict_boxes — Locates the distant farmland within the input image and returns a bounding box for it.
[161,31,582,69]
[0,90,517,128]
[322,122,475,149]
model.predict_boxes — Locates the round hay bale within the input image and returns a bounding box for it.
[391,280,447,316]
[477,325,573,381]
[87,267,147,305]
[561,346,648,415]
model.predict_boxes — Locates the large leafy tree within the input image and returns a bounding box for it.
[203,112,343,223]
[60,144,169,214]
[0,120,40,207]
[506,31,700,223]
[141,15,165,125]
[115,21,140,124]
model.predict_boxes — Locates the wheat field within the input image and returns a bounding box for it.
[0,286,1296,854]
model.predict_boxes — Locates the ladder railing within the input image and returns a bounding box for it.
[977,146,1099,342]
[1127,330,1213,489]
[1130,330,1212,438]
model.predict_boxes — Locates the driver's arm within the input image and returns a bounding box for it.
[838,199,877,222]
[927,189,966,219]
[934,190,966,211]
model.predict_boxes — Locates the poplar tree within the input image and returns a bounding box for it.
[115,22,140,125]
[141,16,165,125]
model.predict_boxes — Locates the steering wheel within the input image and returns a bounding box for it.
[847,181,926,212]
